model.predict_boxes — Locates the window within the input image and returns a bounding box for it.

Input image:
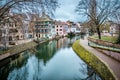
[56,29,58,31]
[9,36,12,41]
[60,29,62,31]
[45,29,47,33]
[42,29,44,33]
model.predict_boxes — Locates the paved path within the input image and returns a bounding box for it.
[80,39,120,80]
[96,48,120,62]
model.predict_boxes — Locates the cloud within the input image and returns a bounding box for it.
[54,0,84,22]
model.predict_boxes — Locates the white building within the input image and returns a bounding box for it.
[34,13,56,39]
[67,23,81,34]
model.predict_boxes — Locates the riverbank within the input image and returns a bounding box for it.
[72,40,117,80]
[0,41,38,61]
[0,36,63,61]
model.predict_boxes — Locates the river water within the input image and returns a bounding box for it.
[0,36,102,80]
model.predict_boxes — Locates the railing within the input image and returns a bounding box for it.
[88,37,120,52]
[72,40,116,80]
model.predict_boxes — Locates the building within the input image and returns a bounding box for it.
[55,21,81,36]
[103,21,119,36]
[67,21,81,34]
[0,13,30,47]
[0,16,20,46]
[34,13,56,39]
[75,23,81,33]
[110,23,119,35]
[0,8,40,48]
[55,21,68,36]
[28,14,39,38]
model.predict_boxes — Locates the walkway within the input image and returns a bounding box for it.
[80,39,120,80]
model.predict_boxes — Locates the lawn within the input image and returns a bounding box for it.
[91,36,118,43]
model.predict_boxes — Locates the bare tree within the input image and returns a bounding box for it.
[76,0,120,39]
[112,9,120,43]
[82,20,96,35]
[0,0,59,50]
[0,0,59,22]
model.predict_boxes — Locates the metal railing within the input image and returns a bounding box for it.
[88,37,120,52]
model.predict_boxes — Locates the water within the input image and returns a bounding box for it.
[0,36,102,80]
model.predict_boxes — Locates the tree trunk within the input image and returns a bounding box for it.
[96,27,101,39]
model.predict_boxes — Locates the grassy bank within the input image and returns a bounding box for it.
[72,40,116,80]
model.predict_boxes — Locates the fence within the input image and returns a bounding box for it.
[88,37,120,52]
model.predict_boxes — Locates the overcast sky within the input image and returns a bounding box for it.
[54,0,86,22]
[0,0,86,22]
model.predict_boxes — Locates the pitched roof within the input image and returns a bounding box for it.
[55,21,67,25]
[38,12,53,21]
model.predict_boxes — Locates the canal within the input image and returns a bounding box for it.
[0,36,102,80]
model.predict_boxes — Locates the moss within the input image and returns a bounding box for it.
[72,40,116,80]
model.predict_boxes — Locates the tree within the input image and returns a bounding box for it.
[112,9,120,43]
[76,0,120,39]
[0,0,59,22]
[82,20,96,35]
[0,0,59,50]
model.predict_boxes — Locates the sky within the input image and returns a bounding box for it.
[54,0,86,22]
[0,0,86,22]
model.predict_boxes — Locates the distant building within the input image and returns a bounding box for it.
[34,13,56,39]
[75,23,81,33]
[67,21,81,34]
[55,21,68,36]
[110,23,119,34]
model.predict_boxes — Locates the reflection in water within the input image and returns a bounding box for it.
[0,36,101,80]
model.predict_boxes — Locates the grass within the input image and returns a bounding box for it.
[91,36,117,43]
[0,51,4,54]
[72,40,116,80]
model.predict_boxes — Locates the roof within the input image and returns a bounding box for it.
[38,12,53,21]
[55,21,67,25]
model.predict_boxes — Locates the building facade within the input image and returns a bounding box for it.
[109,23,119,36]
[35,13,56,39]
[55,21,68,36]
